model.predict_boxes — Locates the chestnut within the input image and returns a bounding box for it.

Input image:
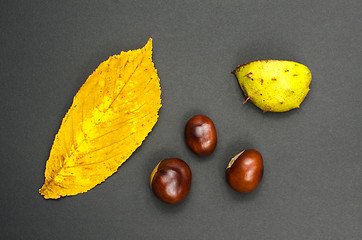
[226,149,264,193]
[185,115,217,156]
[150,158,192,204]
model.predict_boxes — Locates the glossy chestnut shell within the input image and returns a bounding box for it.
[150,158,192,204]
[185,115,217,156]
[226,149,264,193]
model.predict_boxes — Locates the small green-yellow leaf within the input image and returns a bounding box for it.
[233,60,311,112]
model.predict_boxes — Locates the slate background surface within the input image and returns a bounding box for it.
[1,1,361,239]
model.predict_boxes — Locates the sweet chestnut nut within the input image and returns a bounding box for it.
[150,158,192,204]
[226,149,264,193]
[185,115,217,156]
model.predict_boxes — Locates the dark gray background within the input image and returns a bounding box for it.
[1,0,361,239]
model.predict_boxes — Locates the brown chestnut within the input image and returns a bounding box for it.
[226,149,264,193]
[185,115,217,156]
[150,158,192,204]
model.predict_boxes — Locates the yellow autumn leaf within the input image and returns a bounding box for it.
[39,38,161,199]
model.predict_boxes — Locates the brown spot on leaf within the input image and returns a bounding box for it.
[261,79,263,85]
[285,69,289,72]
[245,72,252,78]
[262,106,271,113]
[271,78,277,81]
[293,74,298,76]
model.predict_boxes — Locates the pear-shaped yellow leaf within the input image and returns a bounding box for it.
[39,39,161,199]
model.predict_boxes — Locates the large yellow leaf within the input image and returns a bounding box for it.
[39,38,161,199]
